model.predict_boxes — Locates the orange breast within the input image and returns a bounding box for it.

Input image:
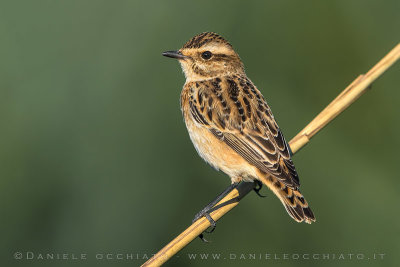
[184,117,259,183]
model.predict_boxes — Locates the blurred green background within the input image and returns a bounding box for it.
[1,1,399,266]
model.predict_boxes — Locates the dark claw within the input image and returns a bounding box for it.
[198,233,210,243]
[195,213,216,242]
[192,183,241,242]
[192,182,256,242]
[253,180,267,197]
[204,213,216,233]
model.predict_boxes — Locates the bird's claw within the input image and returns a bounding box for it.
[193,210,217,242]
[253,180,267,197]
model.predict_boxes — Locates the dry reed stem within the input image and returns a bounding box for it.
[142,42,400,267]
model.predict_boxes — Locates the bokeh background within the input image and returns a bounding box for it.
[1,1,399,266]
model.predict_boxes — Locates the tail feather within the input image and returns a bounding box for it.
[258,174,315,224]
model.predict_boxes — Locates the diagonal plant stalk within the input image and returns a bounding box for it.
[142,43,400,267]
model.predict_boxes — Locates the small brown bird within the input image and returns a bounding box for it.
[163,32,315,224]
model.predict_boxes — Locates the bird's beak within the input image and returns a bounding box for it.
[162,50,187,60]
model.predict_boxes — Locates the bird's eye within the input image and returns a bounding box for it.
[201,51,212,60]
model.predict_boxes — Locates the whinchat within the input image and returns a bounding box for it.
[163,32,315,224]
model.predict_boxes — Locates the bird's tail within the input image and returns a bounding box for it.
[258,174,316,224]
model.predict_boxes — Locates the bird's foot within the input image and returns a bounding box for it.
[192,183,240,242]
[194,212,217,242]
[253,180,267,198]
[192,181,261,242]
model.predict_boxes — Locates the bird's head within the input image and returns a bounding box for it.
[163,32,244,81]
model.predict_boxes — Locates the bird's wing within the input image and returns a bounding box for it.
[187,77,299,189]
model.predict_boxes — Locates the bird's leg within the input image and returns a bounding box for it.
[192,181,257,242]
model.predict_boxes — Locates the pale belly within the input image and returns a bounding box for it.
[185,119,259,183]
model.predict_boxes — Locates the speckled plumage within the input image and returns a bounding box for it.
[166,32,315,224]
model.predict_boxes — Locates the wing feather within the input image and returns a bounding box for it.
[188,77,300,188]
